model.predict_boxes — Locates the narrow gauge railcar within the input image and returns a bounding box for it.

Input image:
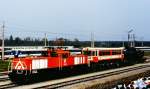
[8,47,126,83]
[82,47,125,67]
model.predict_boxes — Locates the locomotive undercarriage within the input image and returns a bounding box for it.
[8,59,126,84]
[8,65,89,84]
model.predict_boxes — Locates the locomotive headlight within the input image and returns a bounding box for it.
[32,70,38,74]
[124,49,127,52]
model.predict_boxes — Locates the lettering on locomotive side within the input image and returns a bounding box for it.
[74,57,85,65]
[32,59,48,69]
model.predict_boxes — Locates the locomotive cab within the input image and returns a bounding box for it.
[41,49,70,58]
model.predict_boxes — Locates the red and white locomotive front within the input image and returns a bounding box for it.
[8,49,88,83]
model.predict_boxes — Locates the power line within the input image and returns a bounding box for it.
[5,25,82,41]
[5,25,78,36]
[44,33,47,47]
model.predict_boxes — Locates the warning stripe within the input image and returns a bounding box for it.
[15,60,25,70]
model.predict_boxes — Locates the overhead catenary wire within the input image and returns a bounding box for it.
[4,25,87,41]
[4,24,135,41]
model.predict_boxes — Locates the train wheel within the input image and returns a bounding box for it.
[115,61,120,68]
[8,71,31,84]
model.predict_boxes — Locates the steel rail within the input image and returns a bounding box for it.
[0,71,8,76]
[0,83,16,89]
[34,65,150,89]
[0,77,9,82]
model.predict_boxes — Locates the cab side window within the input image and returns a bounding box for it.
[41,51,48,57]
[83,51,91,56]
[50,51,58,57]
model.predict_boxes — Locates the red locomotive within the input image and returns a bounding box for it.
[8,47,144,83]
[8,48,88,83]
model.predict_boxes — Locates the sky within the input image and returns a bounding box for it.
[0,0,150,41]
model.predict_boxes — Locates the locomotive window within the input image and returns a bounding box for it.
[26,51,30,55]
[83,51,91,56]
[42,51,48,57]
[50,52,58,57]
[4,51,11,55]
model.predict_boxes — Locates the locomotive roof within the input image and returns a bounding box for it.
[52,49,70,54]
[83,47,124,50]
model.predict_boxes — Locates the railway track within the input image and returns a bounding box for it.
[0,72,17,89]
[11,63,150,89]
[0,72,9,82]
[1,62,150,89]
[32,64,150,89]
[0,71,8,76]
[0,76,17,89]
[0,83,16,89]
[0,76,9,81]
[0,79,18,89]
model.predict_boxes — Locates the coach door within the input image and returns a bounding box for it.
[62,53,69,66]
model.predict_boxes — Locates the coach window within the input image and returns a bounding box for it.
[101,50,106,56]
[112,50,121,55]
[112,50,115,55]
[92,51,95,56]
[101,50,110,56]
[116,50,121,54]
[99,51,101,56]
[105,51,110,55]
[101,51,104,56]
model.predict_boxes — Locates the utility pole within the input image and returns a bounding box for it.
[2,22,5,61]
[122,37,125,47]
[91,32,94,48]
[141,37,144,47]
[142,38,144,47]
[130,34,135,47]
[44,33,47,47]
[122,40,124,47]
[133,34,135,47]
[128,29,133,47]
